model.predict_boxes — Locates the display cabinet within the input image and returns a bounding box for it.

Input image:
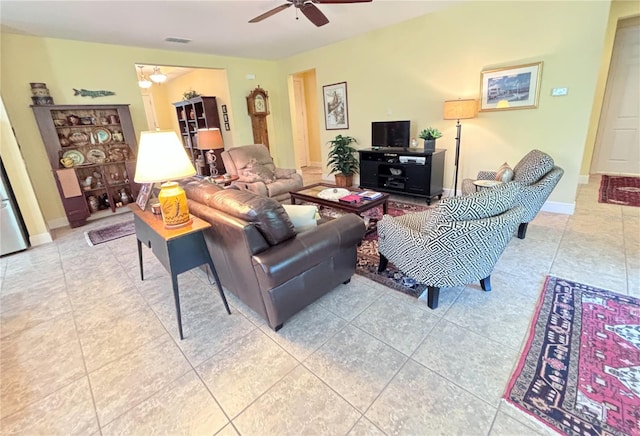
[172,96,225,176]
[32,104,140,228]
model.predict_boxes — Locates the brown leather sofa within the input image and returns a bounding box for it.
[180,178,366,330]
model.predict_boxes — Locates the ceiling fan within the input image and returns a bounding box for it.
[249,0,372,27]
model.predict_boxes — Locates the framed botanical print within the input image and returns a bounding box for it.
[323,81,349,130]
[480,62,543,111]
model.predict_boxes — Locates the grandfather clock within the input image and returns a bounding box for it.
[246,86,270,150]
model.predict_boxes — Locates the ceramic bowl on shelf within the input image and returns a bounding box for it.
[53,119,67,127]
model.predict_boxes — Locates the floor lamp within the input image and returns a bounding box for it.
[443,99,478,196]
[197,128,225,177]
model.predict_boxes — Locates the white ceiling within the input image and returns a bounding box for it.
[0,0,458,60]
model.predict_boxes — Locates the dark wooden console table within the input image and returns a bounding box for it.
[358,148,446,204]
[129,204,231,339]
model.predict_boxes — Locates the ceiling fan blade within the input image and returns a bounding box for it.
[314,0,372,3]
[301,3,329,27]
[248,4,292,23]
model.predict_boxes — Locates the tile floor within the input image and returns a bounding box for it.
[0,173,637,435]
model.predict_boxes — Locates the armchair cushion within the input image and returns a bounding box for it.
[239,158,276,184]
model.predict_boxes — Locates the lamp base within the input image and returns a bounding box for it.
[158,182,192,229]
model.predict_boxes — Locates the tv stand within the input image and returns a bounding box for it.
[358,148,445,204]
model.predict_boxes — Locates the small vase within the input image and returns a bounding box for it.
[423,139,436,152]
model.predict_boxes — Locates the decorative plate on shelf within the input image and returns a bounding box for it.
[86,148,106,164]
[62,149,85,166]
[317,188,350,201]
[68,131,89,146]
[92,127,112,144]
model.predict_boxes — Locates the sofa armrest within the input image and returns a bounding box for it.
[252,214,365,288]
[477,171,497,180]
[230,180,269,197]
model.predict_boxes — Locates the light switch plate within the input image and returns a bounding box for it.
[551,87,568,96]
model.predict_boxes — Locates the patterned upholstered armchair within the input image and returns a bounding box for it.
[461,149,564,239]
[221,144,304,202]
[377,182,524,309]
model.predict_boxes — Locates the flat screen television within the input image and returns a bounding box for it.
[371,120,410,148]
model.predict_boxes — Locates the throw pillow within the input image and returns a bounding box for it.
[495,162,514,182]
[282,204,320,233]
[240,158,276,184]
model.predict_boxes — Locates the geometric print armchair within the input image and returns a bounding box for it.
[461,149,564,239]
[377,182,524,309]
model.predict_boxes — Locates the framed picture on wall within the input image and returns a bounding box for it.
[480,62,543,111]
[322,81,349,130]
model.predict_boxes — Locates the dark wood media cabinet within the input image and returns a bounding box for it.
[358,148,446,204]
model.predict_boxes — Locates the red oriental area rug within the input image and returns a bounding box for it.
[504,276,640,436]
[599,175,640,207]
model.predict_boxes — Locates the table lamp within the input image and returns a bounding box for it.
[197,128,224,177]
[134,130,196,228]
[443,98,478,196]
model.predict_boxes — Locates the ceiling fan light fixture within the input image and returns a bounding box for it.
[137,65,153,88]
[149,67,167,83]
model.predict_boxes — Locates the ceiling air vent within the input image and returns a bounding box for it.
[164,37,192,44]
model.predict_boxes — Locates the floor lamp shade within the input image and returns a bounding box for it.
[134,130,196,228]
[442,99,477,196]
[443,99,478,120]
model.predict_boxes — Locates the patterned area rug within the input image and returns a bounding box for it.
[318,200,431,298]
[85,220,135,246]
[504,276,640,435]
[599,175,640,207]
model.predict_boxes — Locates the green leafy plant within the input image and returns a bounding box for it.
[419,128,443,140]
[327,135,359,176]
[183,89,201,100]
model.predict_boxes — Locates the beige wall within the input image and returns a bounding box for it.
[302,70,322,164]
[580,0,640,177]
[279,1,611,207]
[0,0,622,233]
[0,34,287,227]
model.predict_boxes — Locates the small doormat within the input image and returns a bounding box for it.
[318,200,432,299]
[504,276,640,435]
[85,220,135,246]
[599,175,640,207]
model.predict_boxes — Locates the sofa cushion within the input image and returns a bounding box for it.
[513,150,554,185]
[180,177,224,204]
[210,189,296,245]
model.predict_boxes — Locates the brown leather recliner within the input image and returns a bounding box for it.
[180,178,366,330]
[220,144,304,202]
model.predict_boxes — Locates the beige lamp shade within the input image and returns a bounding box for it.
[197,128,224,150]
[443,99,478,120]
[134,130,196,183]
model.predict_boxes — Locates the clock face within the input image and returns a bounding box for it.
[254,95,266,113]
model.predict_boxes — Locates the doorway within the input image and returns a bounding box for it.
[289,69,322,171]
[591,17,640,176]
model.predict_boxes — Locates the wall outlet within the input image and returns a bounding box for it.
[551,87,568,96]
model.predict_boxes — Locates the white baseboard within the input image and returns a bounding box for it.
[541,200,574,215]
[48,217,69,229]
[30,232,53,246]
[578,175,590,184]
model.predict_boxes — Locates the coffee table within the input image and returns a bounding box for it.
[290,183,389,218]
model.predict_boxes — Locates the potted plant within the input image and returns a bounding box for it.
[419,127,443,152]
[327,135,359,187]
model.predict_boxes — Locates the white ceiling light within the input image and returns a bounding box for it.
[149,66,167,84]
[137,65,152,89]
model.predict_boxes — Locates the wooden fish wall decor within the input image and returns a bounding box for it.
[73,88,116,98]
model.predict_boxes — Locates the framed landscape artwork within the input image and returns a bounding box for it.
[323,82,349,130]
[480,62,543,111]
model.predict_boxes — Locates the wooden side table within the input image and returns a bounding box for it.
[128,204,231,339]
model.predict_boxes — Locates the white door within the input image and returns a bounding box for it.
[141,93,159,130]
[593,19,640,175]
[292,77,309,168]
